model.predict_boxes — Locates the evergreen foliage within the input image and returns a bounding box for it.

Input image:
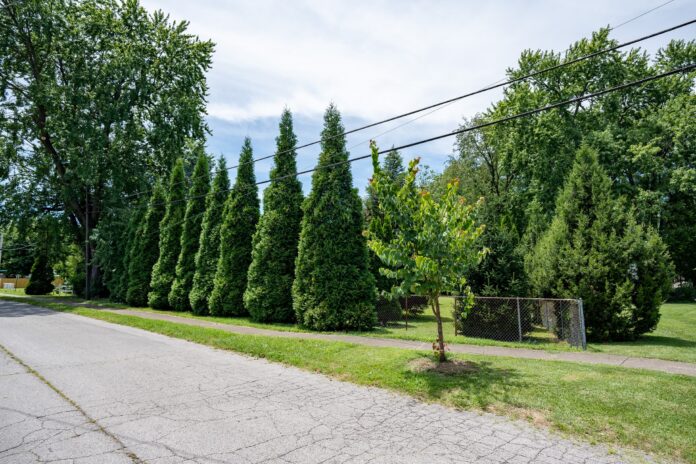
[148,159,187,309]
[189,158,230,314]
[365,148,405,293]
[209,138,259,316]
[292,105,376,331]
[527,147,674,341]
[25,253,54,295]
[112,207,146,302]
[169,153,210,311]
[245,110,304,322]
[126,184,166,306]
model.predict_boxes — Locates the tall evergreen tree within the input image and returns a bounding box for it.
[365,148,405,294]
[293,104,376,330]
[148,159,187,309]
[169,154,210,311]
[527,146,674,340]
[245,109,304,322]
[112,206,146,302]
[25,252,54,295]
[126,184,166,306]
[189,158,230,314]
[209,138,260,316]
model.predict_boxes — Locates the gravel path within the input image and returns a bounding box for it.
[0,300,645,463]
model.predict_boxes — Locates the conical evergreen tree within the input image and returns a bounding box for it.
[148,159,187,309]
[365,147,405,294]
[25,252,54,295]
[209,138,260,316]
[189,158,230,314]
[112,206,146,302]
[292,104,376,330]
[527,146,673,340]
[169,153,210,311]
[245,109,304,322]
[126,184,166,306]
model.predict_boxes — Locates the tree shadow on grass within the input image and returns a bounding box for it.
[401,354,526,409]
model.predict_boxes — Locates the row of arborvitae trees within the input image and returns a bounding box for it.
[110,106,379,331]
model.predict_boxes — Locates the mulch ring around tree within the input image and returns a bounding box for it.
[408,357,480,375]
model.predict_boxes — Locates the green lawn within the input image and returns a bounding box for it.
[3,292,695,363]
[4,298,695,463]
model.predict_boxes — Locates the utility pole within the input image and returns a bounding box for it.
[0,232,4,267]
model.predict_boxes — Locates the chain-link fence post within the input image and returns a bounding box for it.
[578,298,587,350]
[516,297,522,342]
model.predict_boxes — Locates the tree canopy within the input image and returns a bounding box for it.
[0,0,213,287]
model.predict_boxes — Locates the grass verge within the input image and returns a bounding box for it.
[3,296,695,463]
[3,292,696,363]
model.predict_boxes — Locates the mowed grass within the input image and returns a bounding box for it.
[3,297,695,463]
[4,292,696,363]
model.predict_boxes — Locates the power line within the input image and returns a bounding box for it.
[128,63,695,239]
[119,18,696,202]
[611,0,676,30]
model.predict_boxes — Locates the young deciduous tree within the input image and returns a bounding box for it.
[293,105,376,330]
[366,142,487,362]
[169,153,210,311]
[148,159,186,309]
[245,109,304,322]
[209,138,259,316]
[126,184,166,307]
[189,158,230,314]
[526,146,674,340]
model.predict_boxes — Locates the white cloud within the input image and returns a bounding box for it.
[141,0,692,195]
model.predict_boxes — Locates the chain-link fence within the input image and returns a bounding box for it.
[453,297,586,349]
[376,295,587,349]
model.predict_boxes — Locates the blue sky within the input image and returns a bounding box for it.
[140,0,694,199]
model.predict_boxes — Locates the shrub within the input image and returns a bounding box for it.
[25,253,54,295]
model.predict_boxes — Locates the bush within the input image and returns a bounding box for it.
[25,254,54,295]
[669,283,696,302]
[453,297,533,341]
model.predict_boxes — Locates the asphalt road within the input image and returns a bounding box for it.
[0,300,635,463]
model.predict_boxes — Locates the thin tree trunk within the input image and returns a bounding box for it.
[431,294,447,363]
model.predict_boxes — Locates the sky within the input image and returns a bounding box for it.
[140,0,695,198]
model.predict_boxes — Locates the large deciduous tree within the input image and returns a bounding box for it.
[245,109,303,322]
[189,158,230,314]
[149,159,186,309]
[0,0,213,289]
[292,105,376,331]
[526,146,673,341]
[169,152,210,311]
[367,142,487,362]
[209,138,259,316]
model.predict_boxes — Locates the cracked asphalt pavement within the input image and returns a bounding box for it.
[0,300,639,463]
